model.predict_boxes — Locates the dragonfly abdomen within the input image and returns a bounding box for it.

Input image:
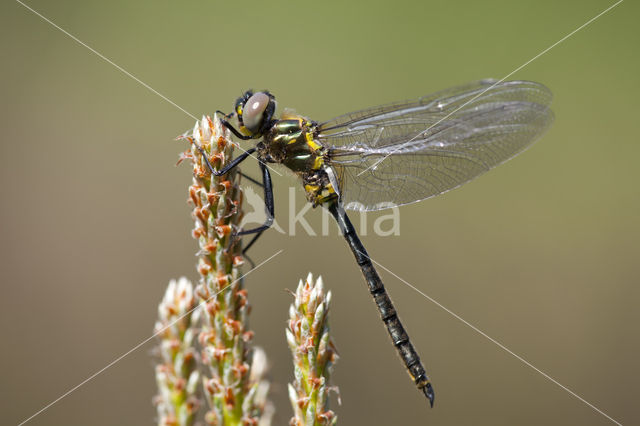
[327,201,435,406]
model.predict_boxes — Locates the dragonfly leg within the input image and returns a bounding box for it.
[215,109,234,120]
[242,230,265,255]
[236,161,274,236]
[197,145,256,176]
[197,143,270,261]
[220,118,254,140]
[239,171,264,187]
[236,169,267,267]
[238,230,266,269]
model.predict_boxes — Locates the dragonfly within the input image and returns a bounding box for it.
[197,79,554,407]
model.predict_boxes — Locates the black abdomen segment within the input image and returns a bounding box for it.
[327,201,435,407]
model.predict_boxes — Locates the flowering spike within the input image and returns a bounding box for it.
[287,274,339,426]
[179,114,272,425]
[153,277,201,426]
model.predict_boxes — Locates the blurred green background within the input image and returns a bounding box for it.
[1,0,638,425]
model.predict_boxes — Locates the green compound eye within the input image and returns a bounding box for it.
[242,92,270,133]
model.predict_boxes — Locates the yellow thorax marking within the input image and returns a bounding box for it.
[304,184,320,193]
[305,132,320,148]
[312,156,324,170]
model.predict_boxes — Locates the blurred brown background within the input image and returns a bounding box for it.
[1,0,638,425]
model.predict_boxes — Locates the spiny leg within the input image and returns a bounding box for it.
[239,172,263,187]
[236,161,274,236]
[221,118,253,140]
[239,230,265,269]
[196,144,256,176]
[237,168,268,267]
[196,142,270,263]
[242,230,265,255]
[215,109,254,140]
[215,109,233,120]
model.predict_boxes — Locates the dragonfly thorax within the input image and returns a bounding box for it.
[256,114,339,207]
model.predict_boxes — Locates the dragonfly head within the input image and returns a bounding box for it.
[234,90,277,138]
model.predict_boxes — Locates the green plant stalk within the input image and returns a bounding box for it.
[154,277,201,426]
[287,273,339,426]
[180,115,270,425]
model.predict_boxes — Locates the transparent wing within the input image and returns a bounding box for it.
[318,80,554,211]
